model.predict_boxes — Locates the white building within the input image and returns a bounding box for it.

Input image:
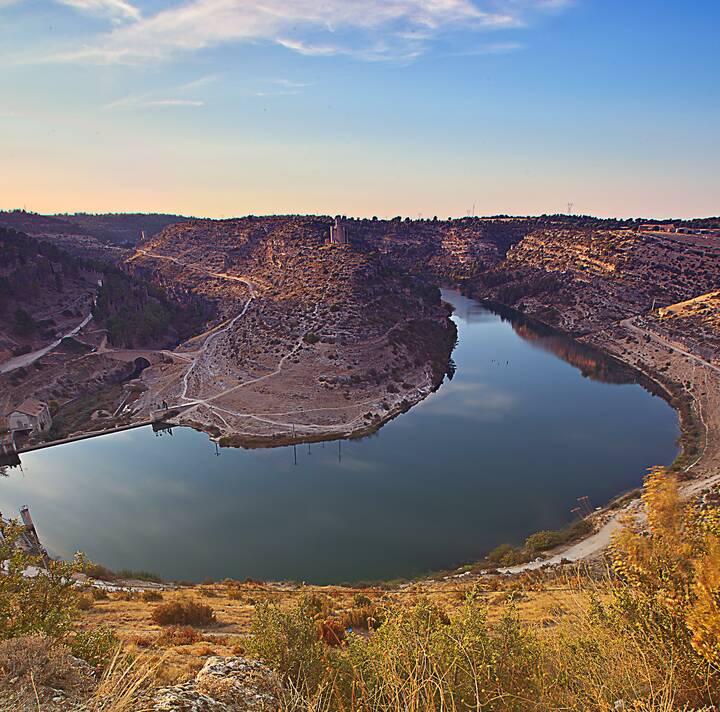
[8,399,52,434]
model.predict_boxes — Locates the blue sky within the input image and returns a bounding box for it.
[1,0,718,218]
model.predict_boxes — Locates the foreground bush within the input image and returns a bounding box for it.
[0,520,84,641]
[0,635,93,692]
[249,599,325,693]
[610,466,720,674]
[69,627,120,671]
[151,599,216,626]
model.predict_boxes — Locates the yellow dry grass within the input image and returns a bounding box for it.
[78,576,592,685]
[658,289,720,319]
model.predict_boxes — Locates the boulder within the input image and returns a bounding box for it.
[152,657,280,712]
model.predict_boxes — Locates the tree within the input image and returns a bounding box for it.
[0,520,83,641]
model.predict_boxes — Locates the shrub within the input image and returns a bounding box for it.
[352,593,372,608]
[248,600,325,692]
[486,543,530,566]
[0,520,83,641]
[610,467,720,679]
[115,569,163,583]
[69,627,120,671]
[155,625,203,647]
[300,592,333,619]
[77,593,94,611]
[524,530,563,553]
[0,635,93,691]
[141,590,163,602]
[317,618,345,646]
[84,562,117,581]
[150,600,215,627]
[338,605,379,631]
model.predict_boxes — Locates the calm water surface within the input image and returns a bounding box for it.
[0,291,679,583]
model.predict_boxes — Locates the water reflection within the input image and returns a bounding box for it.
[0,290,679,584]
[485,302,639,385]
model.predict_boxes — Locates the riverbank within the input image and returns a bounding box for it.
[439,297,720,579]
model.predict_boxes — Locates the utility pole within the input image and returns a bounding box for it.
[567,202,574,215]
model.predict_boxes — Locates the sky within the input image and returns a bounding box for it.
[0,0,718,219]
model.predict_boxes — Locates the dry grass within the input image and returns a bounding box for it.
[0,635,93,692]
[84,648,161,712]
[155,625,204,647]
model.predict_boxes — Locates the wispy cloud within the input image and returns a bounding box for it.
[103,75,214,110]
[144,98,204,107]
[42,0,568,65]
[104,95,204,109]
[57,0,141,22]
[454,41,524,56]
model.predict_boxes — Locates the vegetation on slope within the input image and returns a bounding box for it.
[93,270,210,349]
[248,467,719,711]
[3,467,716,710]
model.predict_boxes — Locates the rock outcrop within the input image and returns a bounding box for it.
[152,656,280,712]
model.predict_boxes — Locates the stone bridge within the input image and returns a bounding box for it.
[104,349,169,371]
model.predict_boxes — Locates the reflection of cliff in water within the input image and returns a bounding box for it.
[486,303,638,386]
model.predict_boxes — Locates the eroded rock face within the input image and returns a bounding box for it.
[152,657,280,712]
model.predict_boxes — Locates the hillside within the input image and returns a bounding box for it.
[127,216,457,443]
[0,210,187,265]
[652,290,720,362]
[0,227,100,361]
[63,212,188,246]
[468,222,720,334]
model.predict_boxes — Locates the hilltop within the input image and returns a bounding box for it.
[127,216,457,444]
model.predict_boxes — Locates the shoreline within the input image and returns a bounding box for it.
[5,289,715,586]
[435,296,718,580]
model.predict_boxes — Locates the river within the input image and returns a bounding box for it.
[0,290,679,583]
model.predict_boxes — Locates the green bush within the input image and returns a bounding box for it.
[486,543,530,566]
[524,530,563,553]
[251,595,542,710]
[0,521,83,641]
[69,627,120,671]
[248,600,325,692]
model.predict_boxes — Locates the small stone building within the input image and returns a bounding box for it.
[8,399,52,434]
[329,216,348,245]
